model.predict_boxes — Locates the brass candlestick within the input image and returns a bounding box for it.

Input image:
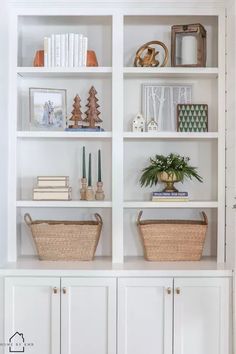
[80,177,87,200]
[95,181,105,200]
[86,186,95,201]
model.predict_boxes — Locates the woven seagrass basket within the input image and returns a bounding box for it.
[24,213,103,261]
[137,211,207,261]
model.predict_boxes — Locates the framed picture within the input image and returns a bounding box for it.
[29,88,67,130]
[142,84,192,131]
[177,104,208,132]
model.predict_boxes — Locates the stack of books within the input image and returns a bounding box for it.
[33,176,72,201]
[152,191,189,202]
[44,33,88,68]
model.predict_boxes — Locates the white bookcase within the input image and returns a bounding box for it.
[7,3,227,266]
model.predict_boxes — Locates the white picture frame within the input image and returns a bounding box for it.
[142,84,192,131]
[29,88,67,130]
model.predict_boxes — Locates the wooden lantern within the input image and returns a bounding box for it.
[171,24,206,67]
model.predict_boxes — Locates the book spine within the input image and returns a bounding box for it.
[82,36,88,66]
[61,34,66,67]
[33,192,72,201]
[51,34,55,67]
[78,34,83,67]
[37,182,69,188]
[65,33,69,67]
[55,34,61,67]
[34,187,71,192]
[37,176,69,180]
[152,198,189,202]
[47,37,52,67]
[69,33,74,67]
[74,34,79,67]
[152,192,188,196]
[44,37,48,67]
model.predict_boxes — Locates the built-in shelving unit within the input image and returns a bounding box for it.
[7,4,227,268]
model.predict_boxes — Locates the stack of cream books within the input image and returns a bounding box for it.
[33,176,72,201]
[44,33,88,68]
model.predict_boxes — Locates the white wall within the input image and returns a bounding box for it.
[0,0,8,265]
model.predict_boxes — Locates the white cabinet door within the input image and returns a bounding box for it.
[4,277,60,354]
[118,278,173,354]
[61,277,116,354]
[174,278,230,354]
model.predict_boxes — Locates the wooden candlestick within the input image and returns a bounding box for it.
[80,177,87,200]
[86,186,95,200]
[95,181,105,200]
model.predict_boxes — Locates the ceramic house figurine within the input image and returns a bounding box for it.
[132,113,145,132]
[147,118,158,132]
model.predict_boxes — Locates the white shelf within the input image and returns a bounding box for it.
[124,201,218,208]
[16,200,112,208]
[123,132,219,140]
[123,67,219,78]
[0,256,233,277]
[17,131,112,139]
[17,67,112,78]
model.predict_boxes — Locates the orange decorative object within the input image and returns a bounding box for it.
[33,50,44,67]
[86,50,98,67]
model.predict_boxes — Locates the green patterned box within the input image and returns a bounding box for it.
[177,104,208,132]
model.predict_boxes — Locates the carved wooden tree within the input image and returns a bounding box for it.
[84,86,103,128]
[69,94,83,129]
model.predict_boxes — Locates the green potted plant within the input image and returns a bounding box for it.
[140,153,203,192]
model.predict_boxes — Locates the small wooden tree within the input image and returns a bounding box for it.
[84,86,103,128]
[69,94,83,129]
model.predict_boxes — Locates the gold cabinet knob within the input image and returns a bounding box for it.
[167,287,172,295]
[62,287,67,294]
[53,287,58,294]
[176,287,181,295]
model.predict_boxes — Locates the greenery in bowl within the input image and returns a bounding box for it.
[140,153,203,187]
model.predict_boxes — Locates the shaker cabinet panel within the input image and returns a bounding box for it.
[4,277,60,354]
[61,277,116,354]
[174,278,230,354]
[118,278,173,354]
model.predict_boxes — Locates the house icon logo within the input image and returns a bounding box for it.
[9,332,25,352]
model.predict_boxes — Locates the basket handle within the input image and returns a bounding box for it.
[24,213,33,226]
[94,213,103,225]
[201,211,208,225]
[137,210,143,225]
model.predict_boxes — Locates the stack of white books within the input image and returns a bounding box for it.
[44,33,88,68]
[33,176,72,201]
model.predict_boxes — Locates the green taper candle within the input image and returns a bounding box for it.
[82,146,86,178]
[98,149,101,182]
[88,153,92,186]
